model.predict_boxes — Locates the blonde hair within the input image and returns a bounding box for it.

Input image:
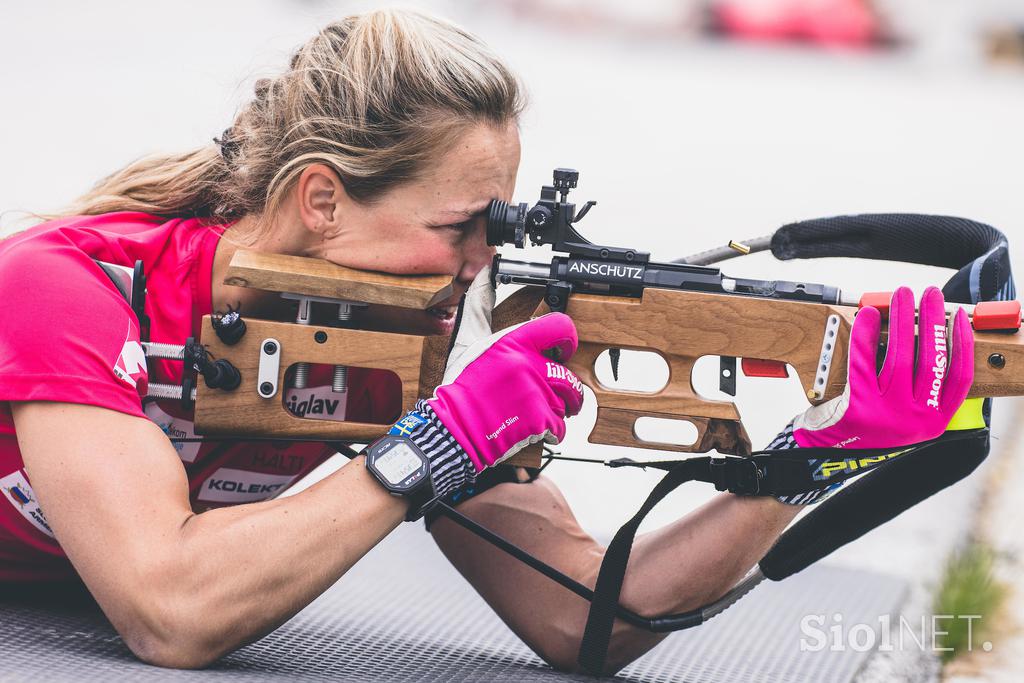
[63,9,524,232]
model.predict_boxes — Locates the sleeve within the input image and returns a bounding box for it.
[0,245,148,418]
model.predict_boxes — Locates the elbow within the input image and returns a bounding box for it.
[119,600,224,670]
[115,570,228,669]
[124,631,219,670]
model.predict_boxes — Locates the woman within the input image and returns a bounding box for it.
[0,9,972,675]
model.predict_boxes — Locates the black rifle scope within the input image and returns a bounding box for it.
[486,168,596,251]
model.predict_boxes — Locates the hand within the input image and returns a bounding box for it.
[427,311,585,472]
[389,266,585,499]
[793,285,974,449]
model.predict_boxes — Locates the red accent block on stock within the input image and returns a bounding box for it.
[741,358,789,378]
[972,300,1022,331]
[858,291,892,318]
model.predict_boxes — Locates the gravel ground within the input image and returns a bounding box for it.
[3,1,1023,679]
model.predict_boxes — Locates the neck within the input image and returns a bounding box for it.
[211,214,298,320]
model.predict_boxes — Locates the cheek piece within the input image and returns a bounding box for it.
[772,285,974,505]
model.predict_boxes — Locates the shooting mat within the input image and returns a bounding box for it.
[0,523,905,682]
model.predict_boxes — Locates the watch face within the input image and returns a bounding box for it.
[376,442,422,485]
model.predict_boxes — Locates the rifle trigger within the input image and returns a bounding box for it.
[720,356,737,396]
[609,347,621,382]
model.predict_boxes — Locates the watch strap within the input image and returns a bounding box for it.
[370,401,476,521]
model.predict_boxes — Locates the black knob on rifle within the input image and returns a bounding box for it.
[553,168,579,191]
[214,307,246,345]
[203,359,242,391]
[184,338,241,391]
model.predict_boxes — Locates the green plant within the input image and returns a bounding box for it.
[932,541,1005,663]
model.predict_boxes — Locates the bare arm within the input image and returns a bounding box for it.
[430,476,800,674]
[13,401,405,668]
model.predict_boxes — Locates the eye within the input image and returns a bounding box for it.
[429,212,484,237]
[446,220,473,232]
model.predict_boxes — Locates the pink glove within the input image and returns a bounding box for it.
[426,312,585,472]
[793,286,974,449]
[382,266,584,504]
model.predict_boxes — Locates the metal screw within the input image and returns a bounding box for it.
[293,298,312,389]
[807,389,819,400]
[547,295,561,306]
[314,331,328,344]
[259,381,274,396]
[989,353,1006,369]
[333,304,353,393]
[263,341,278,355]
[600,248,609,258]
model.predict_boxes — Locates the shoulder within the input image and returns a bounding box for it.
[0,221,148,416]
[0,222,132,317]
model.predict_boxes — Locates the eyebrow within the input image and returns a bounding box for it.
[437,203,490,219]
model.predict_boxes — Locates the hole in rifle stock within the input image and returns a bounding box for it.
[633,416,699,446]
[593,349,669,392]
[282,364,402,425]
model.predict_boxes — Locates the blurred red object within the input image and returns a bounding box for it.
[713,0,884,48]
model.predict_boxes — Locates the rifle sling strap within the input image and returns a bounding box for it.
[575,428,987,676]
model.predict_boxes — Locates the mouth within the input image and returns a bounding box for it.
[425,303,459,335]
[426,304,459,321]
[352,301,461,336]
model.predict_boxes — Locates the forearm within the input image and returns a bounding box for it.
[595,494,799,673]
[146,455,405,665]
[624,494,799,613]
[428,476,801,674]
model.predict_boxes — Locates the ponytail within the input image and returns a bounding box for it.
[60,9,525,231]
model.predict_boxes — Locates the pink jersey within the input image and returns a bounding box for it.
[0,213,401,581]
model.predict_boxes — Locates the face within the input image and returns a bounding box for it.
[291,122,521,335]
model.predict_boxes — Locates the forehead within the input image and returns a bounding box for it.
[405,122,521,214]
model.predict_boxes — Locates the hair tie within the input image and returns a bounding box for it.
[213,127,241,165]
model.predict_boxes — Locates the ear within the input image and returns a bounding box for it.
[295,163,346,237]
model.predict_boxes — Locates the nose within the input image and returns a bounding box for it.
[455,225,496,286]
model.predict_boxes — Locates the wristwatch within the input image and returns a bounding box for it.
[364,435,439,521]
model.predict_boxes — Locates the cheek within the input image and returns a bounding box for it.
[383,235,462,274]
[322,226,461,275]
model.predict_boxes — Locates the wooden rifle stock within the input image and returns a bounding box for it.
[193,250,1024,469]
[494,284,1024,460]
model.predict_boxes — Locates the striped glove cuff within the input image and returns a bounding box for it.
[768,420,844,506]
[395,400,477,501]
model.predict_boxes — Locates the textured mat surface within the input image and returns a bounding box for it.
[0,524,906,682]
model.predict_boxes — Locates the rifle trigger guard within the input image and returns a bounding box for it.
[708,457,762,495]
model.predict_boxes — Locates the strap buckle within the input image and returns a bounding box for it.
[709,457,762,495]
